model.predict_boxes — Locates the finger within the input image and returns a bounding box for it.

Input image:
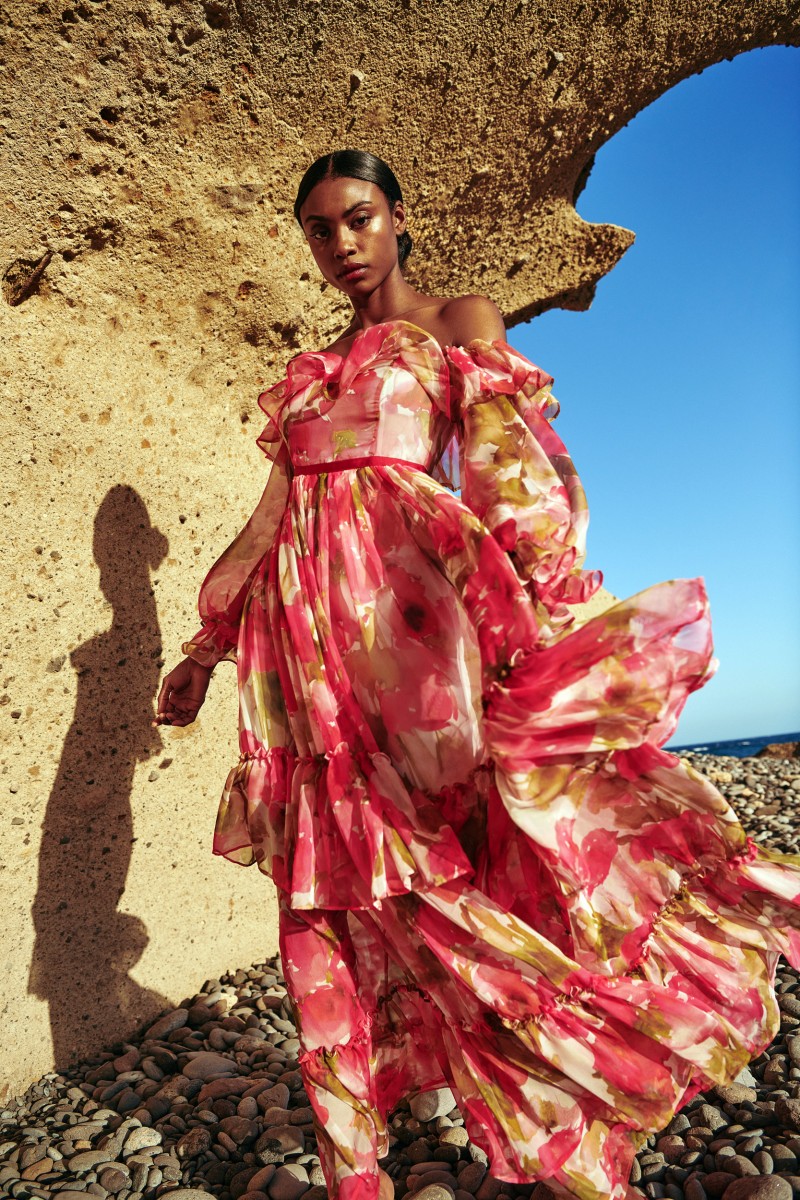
[156,676,172,715]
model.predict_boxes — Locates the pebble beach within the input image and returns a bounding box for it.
[3,750,800,1200]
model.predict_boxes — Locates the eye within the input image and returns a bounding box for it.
[310,228,328,241]
[352,214,370,228]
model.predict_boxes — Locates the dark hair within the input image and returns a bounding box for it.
[294,149,413,268]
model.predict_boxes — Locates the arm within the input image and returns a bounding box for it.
[444,326,602,637]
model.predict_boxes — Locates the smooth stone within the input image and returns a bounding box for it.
[414,1189,456,1200]
[722,1181,794,1200]
[20,1158,55,1181]
[97,1168,130,1193]
[408,1173,458,1193]
[735,1068,759,1088]
[20,1144,47,1169]
[256,1086,292,1111]
[144,1009,189,1040]
[249,1166,278,1192]
[62,1123,109,1142]
[656,1137,686,1163]
[753,1153,775,1174]
[408,1142,438,1165]
[219,1116,260,1146]
[716,1086,759,1105]
[198,1078,252,1103]
[261,1125,304,1155]
[474,1178,502,1200]
[705,1175,737,1197]
[122,1128,161,1154]
[69,1150,115,1172]
[182,1051,238,1080]
[269,1164,310,1200]
[410,1090,457,1124]
[685,1182,708,1200]
[148,1192,211,1200]
[230,1167,263,1199]
[726,1158,760,1178]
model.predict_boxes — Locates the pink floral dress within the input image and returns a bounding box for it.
[183,319,800,1200]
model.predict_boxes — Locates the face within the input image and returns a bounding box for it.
[298,175,406,294]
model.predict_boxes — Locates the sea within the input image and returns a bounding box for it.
[667,731,800,759]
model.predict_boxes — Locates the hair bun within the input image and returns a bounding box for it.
[397,230,413,268]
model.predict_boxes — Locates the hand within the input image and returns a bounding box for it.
[153,657,213,727]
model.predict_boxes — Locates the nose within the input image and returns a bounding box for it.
[332,224,357,259]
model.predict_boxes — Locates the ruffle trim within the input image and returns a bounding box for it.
[213,740,476,909]
[181,619,240,669]
[483,577,716,770]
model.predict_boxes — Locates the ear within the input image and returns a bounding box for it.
[391,200,407,236]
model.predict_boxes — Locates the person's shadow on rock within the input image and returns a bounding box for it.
[30,486,172,1069]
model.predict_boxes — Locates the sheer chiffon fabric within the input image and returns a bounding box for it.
[183,320,800,1200]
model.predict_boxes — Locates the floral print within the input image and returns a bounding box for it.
[183,320,800,1200]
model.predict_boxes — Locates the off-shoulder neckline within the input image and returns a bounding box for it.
[287,317,496,366]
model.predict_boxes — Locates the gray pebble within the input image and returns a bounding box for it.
[69,1150,115,1172]
[410,1090,457,1123]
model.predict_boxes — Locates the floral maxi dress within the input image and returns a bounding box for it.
[182,319,800,1200]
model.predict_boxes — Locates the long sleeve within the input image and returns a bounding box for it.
[182,439,291,668]
[445,338,602,636]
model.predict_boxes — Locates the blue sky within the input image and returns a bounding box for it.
[515,46,800,747]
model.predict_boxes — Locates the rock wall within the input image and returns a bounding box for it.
[2,0,797,1096]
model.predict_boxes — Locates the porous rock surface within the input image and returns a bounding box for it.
[2,0,798,1097]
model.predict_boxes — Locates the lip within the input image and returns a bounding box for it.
[338,264,368,280]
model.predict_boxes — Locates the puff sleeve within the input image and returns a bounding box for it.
[445,338,602,634]
[181,400,292,669]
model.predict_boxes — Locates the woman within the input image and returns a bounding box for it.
[156,150,800,1200]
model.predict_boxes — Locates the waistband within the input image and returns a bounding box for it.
[293,455,428,475]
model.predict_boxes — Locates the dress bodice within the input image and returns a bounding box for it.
[256,320,454,473]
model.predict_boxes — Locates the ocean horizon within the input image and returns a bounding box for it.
[668,730,800,759]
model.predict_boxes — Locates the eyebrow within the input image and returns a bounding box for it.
[302,199,374,226]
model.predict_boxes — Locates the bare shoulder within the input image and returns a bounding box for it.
[441,294,506,348]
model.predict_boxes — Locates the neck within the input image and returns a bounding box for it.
[347,268,424,332]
